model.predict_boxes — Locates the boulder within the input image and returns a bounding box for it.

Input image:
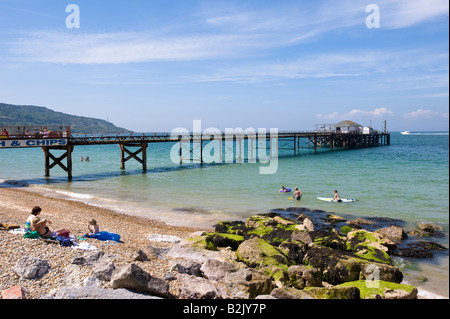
[291,231,313,245]
[14,256,49,280]
[170,259,202,277]
[176,273,231,299]
[288,265,322,289]
[224,268,274,299]
[49,287,162,299]
[304,246,403,285]
[269,287,314,299]
[375,225,407,241]
[166,238,223,263]
[236,237,293,285]
[338,280,417,299]
[110,263,170,298]
[417,222,443,233]
[205,232,245,250]
[303,286,360,299]
[346,229,395,262]
[200,259,238,281]
[236,237,291,273]
[392,241,448,259]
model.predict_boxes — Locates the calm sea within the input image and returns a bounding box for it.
[1,131,448,298]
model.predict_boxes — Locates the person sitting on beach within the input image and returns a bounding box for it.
[293,187,302,200]
[84,218,99,237]
[31,216,68,239]
[25,206,42,232]
[333,190,341,201]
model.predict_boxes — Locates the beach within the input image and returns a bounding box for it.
[0,187,212,299]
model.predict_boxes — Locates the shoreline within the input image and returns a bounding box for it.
[1,187,448,299]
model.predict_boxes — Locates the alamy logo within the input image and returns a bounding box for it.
[66,4,80,29]
[169,120,278,175]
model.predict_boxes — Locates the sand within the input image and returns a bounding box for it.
[0,187,212,299]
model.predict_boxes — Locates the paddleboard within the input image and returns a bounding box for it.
[317,197,356,203]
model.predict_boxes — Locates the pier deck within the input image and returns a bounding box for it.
[1,127,390,179]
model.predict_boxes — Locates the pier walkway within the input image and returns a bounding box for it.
[1,125,390,179]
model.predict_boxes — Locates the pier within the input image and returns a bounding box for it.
[1,124,390,180]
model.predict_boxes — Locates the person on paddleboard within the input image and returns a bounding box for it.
[333,190,341,202]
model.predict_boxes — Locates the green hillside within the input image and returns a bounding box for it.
[0,103,132,134]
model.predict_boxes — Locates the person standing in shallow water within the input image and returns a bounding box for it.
[293,187,302,200]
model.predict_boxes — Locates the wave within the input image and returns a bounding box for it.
[53,190,95,200]
[417,288,448,299]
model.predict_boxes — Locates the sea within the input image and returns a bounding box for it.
[1,131,448,298]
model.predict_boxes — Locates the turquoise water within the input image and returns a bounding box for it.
[1,132,449,297]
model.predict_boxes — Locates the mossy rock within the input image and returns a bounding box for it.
[338,280,417,299]
[236,237,293,276]
[310,229,346,250]
[303,286,360,299]
[205,232,244,250]
[214,221,248,236]
[346,229,392,264]
[186,235,217,251]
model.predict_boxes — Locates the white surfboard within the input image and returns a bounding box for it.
[317,197,356,203]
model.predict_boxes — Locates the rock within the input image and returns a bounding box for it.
[148,234,182,243]
[291,231,313,244]
[1,286,27,299]
[288,265,322,289]
[50,287,162,299]
[200,259,238,281]
[417,222,443,233]
[338,280,417,299]
[170,259,202,277]
[14,256,50,279]
[236,237,291,274]
[302,218,314,232]
[304,246,403,285]
[176,273,231,299]
[205,232,245,250]
[327,214,345,222]
[223,268,274,299]
[133,249,150,262]
[346,229,395,262]
[310,229,346,251]
[110,263,170,298]
[214,221,248,236]
[375,225,407,241]
[303,286,360,299]
[392,241,448,259]
[166,238,223,263]
[270,287,314,299]
[91,259,115,281]
[83,277,102,288]
[279,241,306,264]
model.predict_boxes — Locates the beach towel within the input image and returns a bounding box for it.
[85,231,120,242]
[23,231,41,239]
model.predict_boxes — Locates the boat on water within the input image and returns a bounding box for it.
[401,131,410,135]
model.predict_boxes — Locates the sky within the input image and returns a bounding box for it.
[0,0,448,132]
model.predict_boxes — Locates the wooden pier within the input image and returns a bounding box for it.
[1,125,390,180]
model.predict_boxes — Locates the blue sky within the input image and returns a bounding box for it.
[0,0,448,132]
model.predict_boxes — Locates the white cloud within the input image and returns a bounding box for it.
[317,107,394,121]
[379,0,449,29]
[403,108,441,119]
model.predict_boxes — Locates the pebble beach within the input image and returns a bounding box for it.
[0,187,212,299]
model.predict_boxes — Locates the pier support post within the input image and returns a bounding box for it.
[42,145,74,180]
[119,142,148,172]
